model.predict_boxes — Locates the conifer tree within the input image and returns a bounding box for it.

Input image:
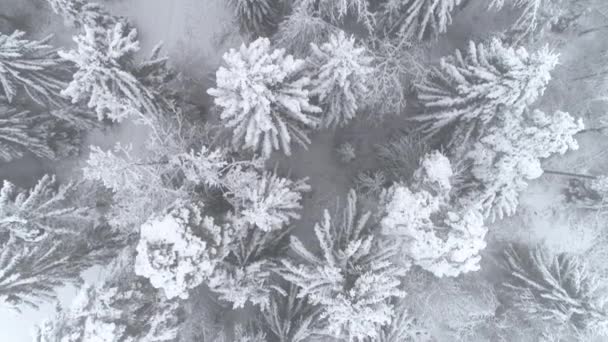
[0,225,122,311]
[460,108,583,221]
[274,1,339,57]
[0,175,93,242]
[59,23,166,122]
[0,31,67,106]
[279,190,406,341]
[309,32,373,128]
[501,244,608,336]
[34,264,183,342]
[46,0,117,30]
[379,0,462,40]
[411,38,559,148]
[229,0,279,38]
[260,284,321,342]
[134,201,233,300]
[379,151,488,277]
[298,0,374,33]
[208,38,321,157]
[0,101,57,162]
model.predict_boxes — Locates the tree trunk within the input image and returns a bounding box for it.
[543,169,597,180]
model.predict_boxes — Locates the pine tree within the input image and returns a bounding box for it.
[460,108,583,221]
[315,0,375,33]
[279,190,406,341]
[59,23,164,122]
[208,208,293,309]
[273,1,339,57]
[0,31,68,106]
[0,175,93,242]
[134,201,233,300]
[309,32,373,128]
[0,100,57,162]
[379,152,488,277]
[376,299,432,342]
[501,244,608,335]
[260,284,321,342]
[46,0,117,30]
[208,37,321,158]
[0,224,122,311]
[411,38,559,148]
[229,0,279,38]
[225,170,310,233]
[379,0,462,41]
[34,266,183,342]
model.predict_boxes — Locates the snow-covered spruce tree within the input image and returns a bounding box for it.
[379,151,488,277]
[0,31,68,106]
[207,220,288,309]
[208,37,321,158]
[260,284,321,342]
[273,1,339,57]
[135,201,233,300]
[279,190,406,341]
[459,108,583,222]
[309,32,373,128]
[379,0,462,41]
[225,170,310,232]
[411,38,559,149]
[0,224,122,311]
[0,175,93,242]
[34,269,183,342]
[59,22,164,122]
[501,244,608,335]
[229,0,279,38]
[46,0,117,30]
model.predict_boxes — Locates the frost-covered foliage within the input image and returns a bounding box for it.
[208,38,321,157]
[34,272,183,342]
[379,0,462,41]
[261,284,321,342]
[46,0,117,29]
[229,0,279,37]
[83,140,230,228]
[0,225,122,311]
[309,32,373,128]
[0,175,93,242]
[411,38,559,148]
[0,31,67,106]
[379,151,488,277]
[315,0,375,33]
[365,37,429,118]
[59,23,165,122]
[226,171,310,232]
[501,244,608,336]
[135,201,232,300]
[0,101,55,161]
[280,190,406,341]
[274,1,339,57]
[460,109,583,221]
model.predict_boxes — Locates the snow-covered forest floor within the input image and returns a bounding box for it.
[3,0,608,341]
